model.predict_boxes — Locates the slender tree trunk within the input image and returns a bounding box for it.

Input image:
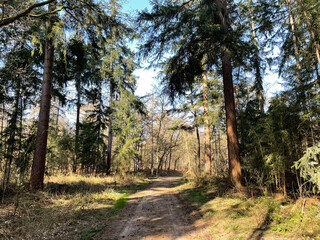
[218,0,242,188]
[235,66,240,115]
[30,1,56,190]
[189,91,201,170]
[287,0,303,86]
[287,0,311,149]
[202,59,211,174]
[95,85,103,174]
[155,101,164,175]
[214,127,218,175]
[298,0,320,67]
[150,94,154,175]
[56,99,60,126]
[249,0,264,113]
[168,146,172,171]
[74,76,81,173]
[211,126,216,175]
[106,64,114,174]
[0,101,5,166]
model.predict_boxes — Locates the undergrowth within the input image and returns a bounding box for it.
[177,173,320,239]
[0,173,148,240]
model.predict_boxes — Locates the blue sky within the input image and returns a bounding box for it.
[122,0,151,12]
[121,0,159,97]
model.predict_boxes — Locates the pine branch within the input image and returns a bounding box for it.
[0,0,54,27]
[29,6,64,18]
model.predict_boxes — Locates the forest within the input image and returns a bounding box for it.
[0,0,319,239]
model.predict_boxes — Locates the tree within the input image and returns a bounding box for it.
[139,0,244,187]
[0,0,55,27]
[113,89,146,171]
[218,0,242,188]
[30,0,115,189]
[100,0,137,174]
[30,0,57,190]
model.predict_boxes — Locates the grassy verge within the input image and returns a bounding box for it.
[0,174,149,240]
[175,177,320,240]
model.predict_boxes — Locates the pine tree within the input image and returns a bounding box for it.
[30,0,57,190]
[138,0,244,187]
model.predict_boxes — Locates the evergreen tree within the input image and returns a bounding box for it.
[138,0,245,187]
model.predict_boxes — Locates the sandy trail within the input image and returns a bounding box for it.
[100,177,198,240]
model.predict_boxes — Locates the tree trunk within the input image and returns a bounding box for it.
[74,75,81,173]
[150,94,154,175]
[202,60,211,175]
[235,66,240,115]
[189,91,201,170]
[1,101,5,166]
[55,99,60,126]
[298,0,320,67]
[218,0,242,188]
[106,64,114,174]
[252,24,264,112]
[168,146,172,172]
[249,0,264,113]
[287,0,303,86]
[30,0,56,190]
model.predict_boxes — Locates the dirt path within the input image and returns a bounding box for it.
[99,177,199,240]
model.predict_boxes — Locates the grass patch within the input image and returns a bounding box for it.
[0,173,149,240]
[114,195,128,210]
[78,225,102,240]
[176,178,320,240]
[188,190,208,205]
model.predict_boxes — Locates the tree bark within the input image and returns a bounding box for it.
[74,75,81,173]
[30,0,56,190]
[287,0,303,86]
[250,6,264,113]
[298,0,320,67]
[218,0,242,188]
[203,69,211,174]
[106,63,114,174]
[150,93,154,175]
[235,66,240,115]
[189,91,201,170]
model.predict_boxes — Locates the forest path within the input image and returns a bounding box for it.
[99,177,200,240]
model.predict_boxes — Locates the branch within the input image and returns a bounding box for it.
[29,5,64,18]
[0,0,54,27]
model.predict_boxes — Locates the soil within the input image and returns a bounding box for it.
[98,177,201,240]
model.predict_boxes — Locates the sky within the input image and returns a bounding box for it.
[121,0,159,97]
[121,0,284,99]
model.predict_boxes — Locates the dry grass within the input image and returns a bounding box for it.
[0,173,148,240]
[175,180,320,240]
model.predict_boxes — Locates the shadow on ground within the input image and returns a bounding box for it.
[96,177,206,240]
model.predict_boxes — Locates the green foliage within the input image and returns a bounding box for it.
[78,226,102,240]
[114,195,128,209]
[188,190,208,205]
[294,143,320,192]
[113,89,146,169]
[271,211,303,233]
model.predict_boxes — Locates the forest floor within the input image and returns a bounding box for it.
[98,177,320,240]
[1,175,320,239]
[97,177,198,240]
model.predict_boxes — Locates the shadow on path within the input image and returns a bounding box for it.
[98,177,204,240]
